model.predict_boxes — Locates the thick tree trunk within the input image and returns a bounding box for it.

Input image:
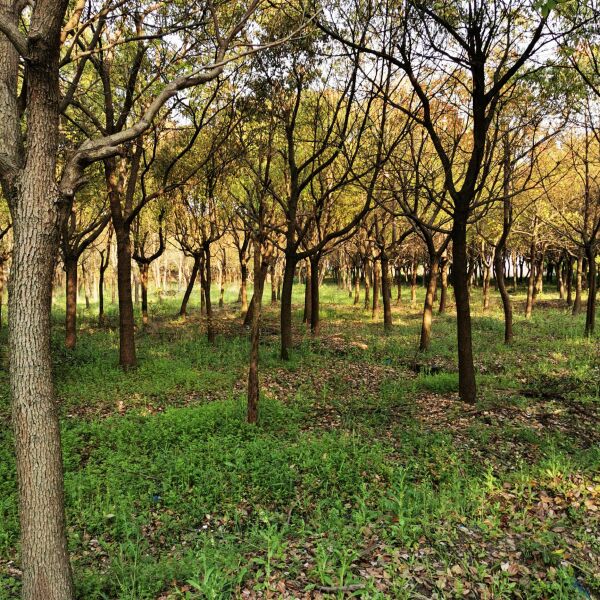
[5,11,75,593]
[10,212,75,600]
[353,268,360,304]
[419,255,439,351]
[65,257,78,349]
[280,256,296,360]
[115,228,136,368]
[381,253,392,331]
[452,220,477,404]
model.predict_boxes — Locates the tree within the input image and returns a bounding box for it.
[0,0,272,595]
[320,0,558,402]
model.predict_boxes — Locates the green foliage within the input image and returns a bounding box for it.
[0,283,598,598]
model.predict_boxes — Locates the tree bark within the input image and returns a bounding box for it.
[438,257,448,314]
[303,261,312,325]
[114,228,137,368]
[372,258,380,317]
[180,255,199,317]
[494,247,513,344]
[280,255,296,360]
[5,4,76,592]
[584,245,597,336]
[65,257,78,349]
[270,262,277,304]
[566,255,573,306]
[310,254,321,335]
[247,246,268,424]
[240,260,248,317]
[410,254,417,306]
[573,252,583,315]
[419,255,439,351]
[452,219,477,404]
[139,262,149,325]
[381,252,392,331]
[202,248,215,343]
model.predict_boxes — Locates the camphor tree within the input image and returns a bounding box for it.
[0,0,282,595]
[319,0,562,403]
[60,174,110,348]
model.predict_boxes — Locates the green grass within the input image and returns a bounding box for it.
[0,281,598,598]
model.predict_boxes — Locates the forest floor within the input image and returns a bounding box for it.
[0,283,598,599]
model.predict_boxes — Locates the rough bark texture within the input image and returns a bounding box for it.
[3,0,76,595]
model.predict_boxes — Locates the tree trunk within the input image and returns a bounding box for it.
[566,256,573,306]
[180,256,199,317]
[482,254,492,311]
[310,254,321,335]
[115,228,137,368]
[240,260,248,317]
[452,219,477,404]
[303,261,312,325]
[381,253,392,331]
[5,14,75,592]
[139,262,149,325]
[280,255,296,360]
[438,258,448,314]
[270,262,277,304]
[203,249,215,343]
[247,246,267,424]
[525,244,536,319]
[99,264,106,324]
[419,255,439,351]
[410,255,417,306]
[573,252,583,315]
[65,257,78,349]
[372,259,380,318]
[494,247,513,344]
[584,245,597,336]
